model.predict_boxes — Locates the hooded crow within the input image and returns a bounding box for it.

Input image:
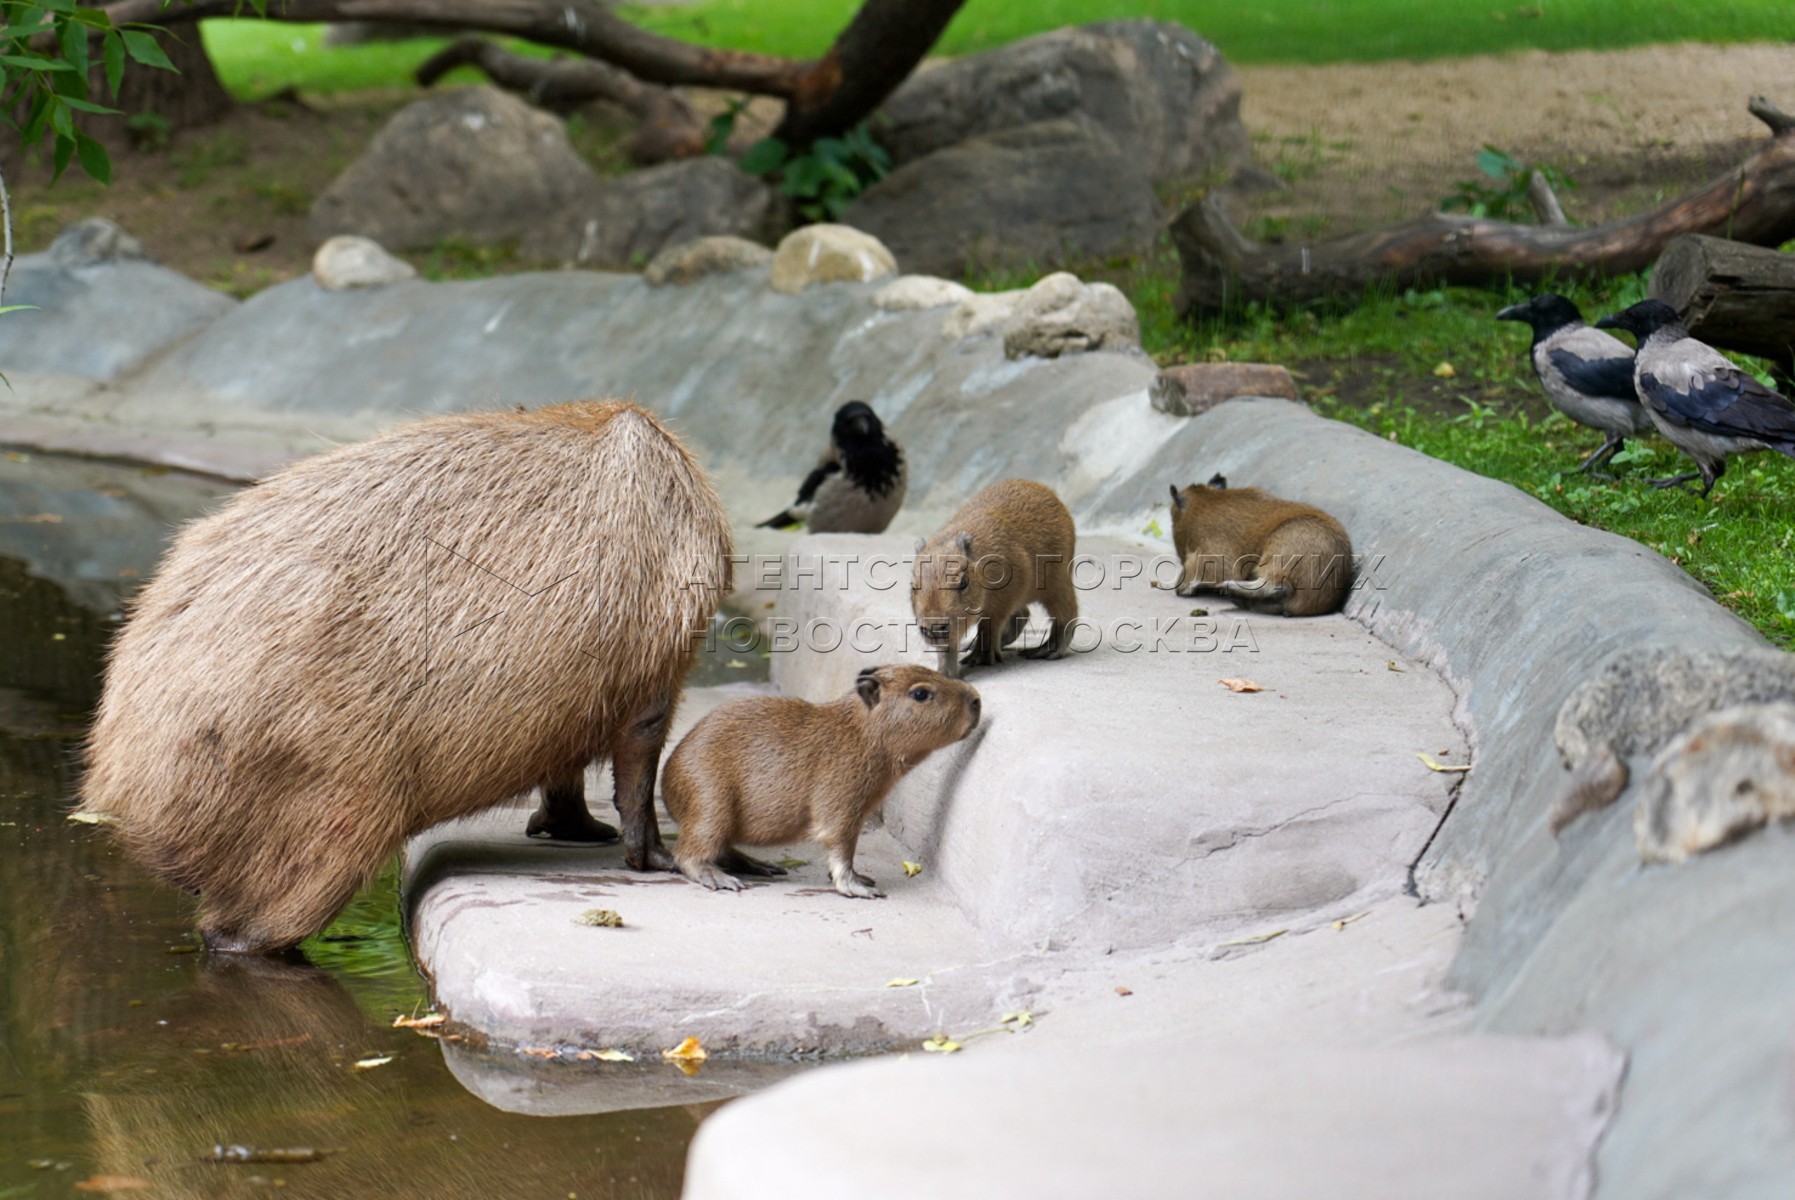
[1496,293,1650,475]
[1595,299,1795,497]
[758,401,907,532]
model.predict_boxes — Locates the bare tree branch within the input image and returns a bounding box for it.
[416,36,705,161]
[1749,94,1795,136]
[770,0,966,144]
[1527,170,1568,227]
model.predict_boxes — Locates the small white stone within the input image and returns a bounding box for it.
[311,235,418,291]
[770,224,897,294]
[873,275,975,312]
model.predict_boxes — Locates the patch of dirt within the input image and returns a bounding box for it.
[7,41,1795,294]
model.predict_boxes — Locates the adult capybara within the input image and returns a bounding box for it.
[911,479,1077,678]
[80,401,732,954]
[1167,474,1351,616]
[661,664,981,897]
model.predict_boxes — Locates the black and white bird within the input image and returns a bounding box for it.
[1595,299,1795,498]
[1496,293,1651,475]
[757,401,907,533]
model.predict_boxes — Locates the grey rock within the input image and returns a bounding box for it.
[878,19,1247,184]
[50,218,148,267]
[999,271,1140,359]
[843,117,1164,278]
[1637,702,1795,864]
[1151,362,1299,416]
[939,289,1025,340]
[1555,646,1795,767]
[871,274,973,312]
[309,85,605,251]
[642,234,772,286]
[310,235,417,291]
[768,223,897,294]
[525,156,773,269]
[0,224,233,383]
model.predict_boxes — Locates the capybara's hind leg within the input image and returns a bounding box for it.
[613,694,677,873]
[525,770,620,843]
[1216,576,1291,613]
[1000,610,1029,648]
[719,847,788,877]
[962,617,1001,670]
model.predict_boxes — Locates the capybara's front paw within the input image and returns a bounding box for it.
[1020,643,1065,660]
[682,861,746,892]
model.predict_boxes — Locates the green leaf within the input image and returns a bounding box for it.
[0,53,75,71]
[102,30,124,96]
[58,13,88,78]
[0,306,40,315]
[68,5,114,27]
[50,130,73,181]
[48,96,73,135]
[74,130,109,182]
[737,136,788,176]
[120,28,175,71]
[53,94,118,115]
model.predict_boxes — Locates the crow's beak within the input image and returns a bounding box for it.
[1592,313,1621,331]
[1495,303,1526,322]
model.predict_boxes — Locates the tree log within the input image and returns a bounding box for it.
[1650,233,1795,369]
[769,0,965,145]
[1173,101,1795,317]
[415,36,704,162]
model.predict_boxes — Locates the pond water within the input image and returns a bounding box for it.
[0,451,755,1199]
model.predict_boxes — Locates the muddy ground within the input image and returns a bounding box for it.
[7,40,1795,301]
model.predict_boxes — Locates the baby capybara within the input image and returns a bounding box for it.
[1167,474,1352,615]
[911,479,1078,678]
[661,664,981,898]
[80,401,732,953]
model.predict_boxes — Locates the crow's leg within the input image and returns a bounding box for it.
[1574,434,1625,477]
[1646,471,1703,492]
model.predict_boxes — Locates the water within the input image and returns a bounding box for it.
[0,452,736,1199]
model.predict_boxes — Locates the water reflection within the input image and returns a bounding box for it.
[0,453,717,1199]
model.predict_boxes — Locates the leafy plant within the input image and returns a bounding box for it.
[1440,144,1575,222]
[1,0,188,183]
[738,123,892,223]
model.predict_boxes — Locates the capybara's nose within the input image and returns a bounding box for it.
[920,619,951,645]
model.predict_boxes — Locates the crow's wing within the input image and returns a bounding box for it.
[1639,353,1795,445]
[1546,347,1638,400]
[791,459,842,505]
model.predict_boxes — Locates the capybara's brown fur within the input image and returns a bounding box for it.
[1168,474,1352,616]
[911,479,1077,678]
[661,665,981,898]
[80,401,732,953]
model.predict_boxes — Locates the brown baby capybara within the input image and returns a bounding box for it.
[661,665,981,898]
[79,400,732,954]
[911,479,1077,679]
[1168,474,1352,616]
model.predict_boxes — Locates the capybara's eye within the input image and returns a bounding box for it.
[955,575,969,592]
[909,687,932,702]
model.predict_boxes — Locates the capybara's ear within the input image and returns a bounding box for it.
[1169,484,1185,513]
[1207,472,1228,489]
[955,531,974,556]
[914,536,927,555]
[855,669,881,708]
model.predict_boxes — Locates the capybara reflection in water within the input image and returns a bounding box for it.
[80,401,732,953]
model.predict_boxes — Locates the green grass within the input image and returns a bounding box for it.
[202,0,1793,98]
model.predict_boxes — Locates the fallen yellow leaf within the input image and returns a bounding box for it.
[392,1012,446,1029]
[521,1047,559,1059]
[351,1055,394,1070]
[662,1036,708,1063]
[1332,910,1373,931]
[901,861,923,877]
[1386,661,1405,672]
[1416,752,1471,773]
[921,1035,962,1054]
[1432,361,1456,378]
[67,811,113,825]
[1219,678,1264,693]
[1001,1010,1033,1029]
[576,1048,635,1063]
[1218,929,1286,947]
[885,977,920,988]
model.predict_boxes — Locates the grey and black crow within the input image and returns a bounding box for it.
[758,401,907,532]
[1496,293,1651,475]
[1595,299,1795,497]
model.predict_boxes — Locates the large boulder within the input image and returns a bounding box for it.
[842,118,1163,277]
[878,19,1247,184]
[0,219,234,382]
[523,156,774,269]
[309,86,605,251]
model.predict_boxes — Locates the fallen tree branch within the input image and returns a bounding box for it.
[416,36,705,162]
[1527,170,1568,227]
[1173,100,1795,317]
